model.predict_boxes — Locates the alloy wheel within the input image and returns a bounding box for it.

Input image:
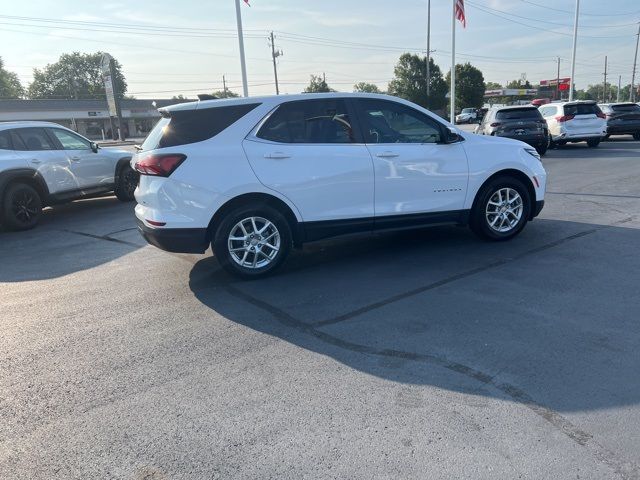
[227,216,281,269]
[11,190,39,224]
[485,187,523,233]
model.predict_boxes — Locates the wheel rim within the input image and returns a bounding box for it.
[11,190,39,224]
[228,216,281,269]
[485,187,523,233]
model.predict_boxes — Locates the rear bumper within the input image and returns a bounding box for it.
[607,123,640,135]
[497,133,547,147]
[136,217,208,254]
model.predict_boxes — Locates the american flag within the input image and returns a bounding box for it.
[455,0,466,28]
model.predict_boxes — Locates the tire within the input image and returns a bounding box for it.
[557,140,567,147]
[114,164,138,202]
[1,182,42,231]
[213,205,292,279]
[469,177,531,241]
[535,143,548,156]
[633,132,640,141]
[587,138,600,148]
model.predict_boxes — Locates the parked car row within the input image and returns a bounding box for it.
[473,100,640,155]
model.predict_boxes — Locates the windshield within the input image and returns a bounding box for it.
[461,108,475,113]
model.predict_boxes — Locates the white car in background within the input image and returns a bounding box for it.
[0,122,135,230]
[538,101,607,147]
[455,108,478,124]
[133,93,547,278]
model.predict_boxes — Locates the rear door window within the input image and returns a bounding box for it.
[257,99,354,144]
[495,108,542,120]
[14,128,56,151]
[564,103,601,116]
[0,131,11,150]
[141,103,260,150]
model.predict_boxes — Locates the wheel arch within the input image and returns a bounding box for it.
[206,192,303,246]
[0,168,50,206]
[114,156,133,182]
[471,169,537,221]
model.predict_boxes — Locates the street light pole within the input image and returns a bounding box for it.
[569,0,580,101]
[631,23,640,102]
[426,0,431,108]
[234,0,249,97]
[603,55,608,102]
[556,56,560,101]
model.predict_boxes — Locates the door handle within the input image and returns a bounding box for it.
[375,151,399,158]
[69,156,81,162]
[264,152,291,159]
[30,159,41,164]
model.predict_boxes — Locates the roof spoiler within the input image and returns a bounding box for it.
[197,94,218,101]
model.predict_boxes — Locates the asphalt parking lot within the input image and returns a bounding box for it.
[2,139,640,479]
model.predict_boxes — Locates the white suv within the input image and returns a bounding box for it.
[538,101,607,147]
[0,122,136,230]
[133,93,547,278]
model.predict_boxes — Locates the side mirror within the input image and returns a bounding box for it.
[90,142,99,153]
[444,127,462,144]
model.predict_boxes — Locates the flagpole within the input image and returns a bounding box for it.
[234,0,249,97]
[450,0,456,124]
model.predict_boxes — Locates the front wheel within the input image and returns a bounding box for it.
[213,205,292,279]
[470,177,531,241]
[1,183,42,231]
[587,138,600,148]
[114,164,138,202]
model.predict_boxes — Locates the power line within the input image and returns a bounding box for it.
[517,0,640,17]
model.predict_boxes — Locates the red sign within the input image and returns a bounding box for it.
[558,84,570,91]
[540,78,571,87]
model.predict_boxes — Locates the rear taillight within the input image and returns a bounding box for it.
[555,114,575,122]
[596,112,606,119]
[490,122,501,127]
[134,154,186,177]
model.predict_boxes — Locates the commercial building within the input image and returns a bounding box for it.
[0,99,177,140]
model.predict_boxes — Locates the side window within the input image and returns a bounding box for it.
[15,128,56,151]
[356,99,442,144]
[540,106,556,117]
[0,131,11,150]
[10,131,27,151]
[49,129,91,150]
[257,99,354,144]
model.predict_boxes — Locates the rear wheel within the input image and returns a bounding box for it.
[114,164,138,202]
[1,183,42,231]
[213,205,292,279]
[470,177,531,241]
[587,138,601,148]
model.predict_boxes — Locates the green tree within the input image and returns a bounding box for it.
[506,79,532,89]
[387,53,447,110]
[485,81,502,90]
[171,94,190,101]
[211,89,240,98]
[353,82,381,93]
[303,74,334,93]
[446,63,485,109]
[28,52,127,99]
[0,57,24,98]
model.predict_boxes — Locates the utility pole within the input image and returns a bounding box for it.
[569,0,580,101]
[269,31,282,95]
[556,56,560,101]
[631,23,640,102]
[603,56,608,103]
[234,0,249,97]
[617,75,621,102]
[426,0,431,108]
[223,75,227,95]
[109,58,124,141]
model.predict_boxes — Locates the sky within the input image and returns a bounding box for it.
[1,0,639,99]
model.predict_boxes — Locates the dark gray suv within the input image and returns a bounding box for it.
[476,105,549,155]
[598,103,640,140]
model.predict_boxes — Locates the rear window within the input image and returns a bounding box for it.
[611,104,640,112]
[495,108,542,120]
[141,103,260,150]
[563,103,601,116]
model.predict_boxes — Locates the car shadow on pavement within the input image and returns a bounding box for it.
[0,196,142,282]
[188,218,640,419]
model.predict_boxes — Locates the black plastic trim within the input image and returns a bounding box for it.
[533,200,545,218]
[47,185,115,204]
[136,218,209,254]
[0,168,50,204]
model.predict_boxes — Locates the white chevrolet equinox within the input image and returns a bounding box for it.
[133,93,547,278]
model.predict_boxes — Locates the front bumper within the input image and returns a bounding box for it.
[136,217,209,254]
